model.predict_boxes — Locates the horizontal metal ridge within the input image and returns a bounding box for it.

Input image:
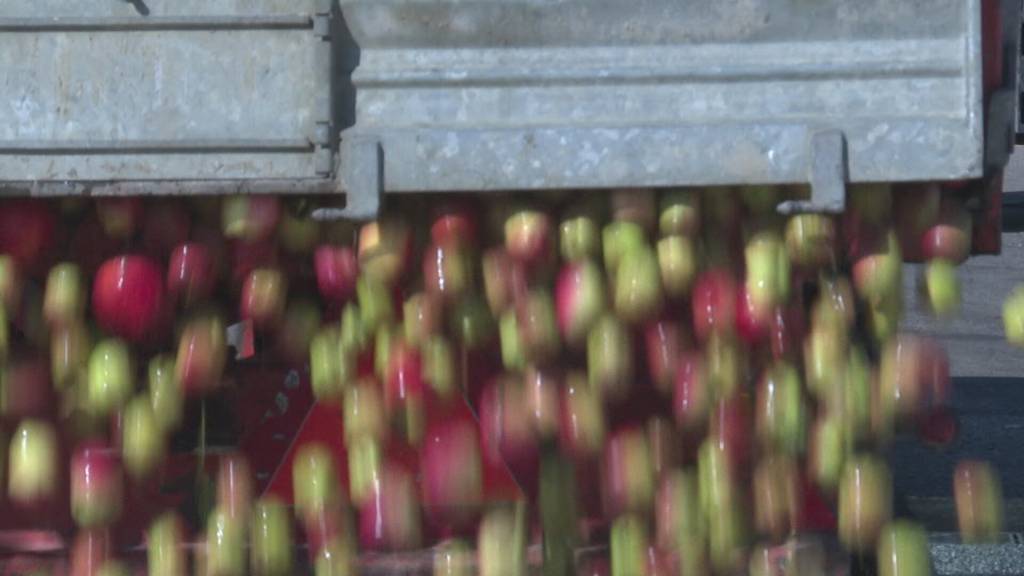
[0,15,314,32]
[0,140,314,155]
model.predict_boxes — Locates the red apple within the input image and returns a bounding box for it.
[71,442,123,528]
[893,183,941,260]
[921,197,973,264]
[359,463,422,551]
[555,260,606,348]
[431,202,478,248]
[879,336,951,425]
[240,267,287,329]
[478,376,539,484]
[420,419,483,530]
[691,270,738,342]
[167,242,216,308]
[92,255,166,342]
[222,195,281,241]
[314,245,358,307]
[96,197,143,240]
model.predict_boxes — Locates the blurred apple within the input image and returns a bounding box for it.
[478,376,539,484]
[609,514,649,576]
[251,497,293,576]
[356,276,394,335]
[657,235,698,299]
[87,338,132,417]
[560,201,602,261]
[43,262,84,327]
[614,244,663,324]
[744,230,790,317]
[812,276,856,329]
[0,200,56,273]
[8,419,57,505]
[347,435,381,507]
[168,242,216,308]
[278,211,319,254]
[97,561,129,576]
[292,443,340,518]
[808,413,845,494]
[222,195,281,242]
[482,248,523,315]
[424,242,473,303]
[894,183,941,259]
[448,294,495,350]
[524,366,561,439]
[499,309,525,372]
[803,320,848,402]
[587,315,633,402]
[877,521,930,576]
[358,218,411,287]
[656,469,707,576]
[505,207,552,265]
[96,197,143,240]
[340,302,368,353]
[838,455,892,553]
[478,505,527,576]
[922,258,961,317]
[122,394,165,480]
[359,463,422,551]
[403,292,441,347]
[697,438,746,574]
[206,507,245,576]
[517,288,561,363]
[71,442,122,528]
[922,196,972,264]
[659,189,701,237]
[644,317,683,394]
[421,419,483,529]
[314,245,358,308]
[555,260,605,348]
[175,314,227,395]
[785,213,836,269]
[385,342,425,445]
[142,201,191,258]
[604,427,654,516]
[148,512,186,576]
[691,270,738,342]
[344,378,386,444]
[752,455,800,541]
[313,535,355,576]
[51,320,90,390]
[148,354,182,433]
[431,201,478,249]
[423,335,456,400]
[310,327,350,404]
[218,454,252,521]
[240,267,286,329]
[848,183,892,224]
[673,351,709,431]
[70,528,111,576]
[755,361,807,455]
[879,336,951,425]
[602,221,645,277]
[434,539,473,576]
[559,372,605,457]
[1003,286,1024,346]
[93,255,166,342]
[954,460,1004,543]
[0,254,23,315]
[852,229,902,305]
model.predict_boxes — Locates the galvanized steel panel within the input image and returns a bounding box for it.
[0,0,333,188]
[338,0,985,200]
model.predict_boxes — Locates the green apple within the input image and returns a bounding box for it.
[206,507,245,576]
[448,294,495,350]
[753,455,799,541]
[809,414,846,494]
[755,361,807,455]
[97,561,130,576]
[314,535,354,576]
[587,315,633,402]
[610,514,649,576]
[877,520,931,576]
[357,276,393,335]
[614,244,663,324]
[656,469,707,576]
[292,443,339,518]
[148,512,186,576]
[402,292,440,347]
[310,327,349,404]
[659,189,701,236]
[87,338,133,416]
[1003,286,1024,347]
[346,435,381,506]
[744,230,790,315]
[0,254,21,314]
[602,221,646,276]
[51,320,90,390]
[423,335,456,400]
[148,354,183,433]
[478,504,526,576]
[658,235,698,298]
[0,302,7,362]
[954,460,1004,543]
[499,310,526,372]
[8,419,57,504]
[923,259,960,317]
[122,394,165,480]
[339,303,368,353]
[518,288,561,362]
[838,455,892,553]
[43,262,84,327]
[434,539,472,576]
[251,497,293,576]
[560,202,601,261]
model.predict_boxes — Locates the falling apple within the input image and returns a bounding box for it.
[93,255,166,342]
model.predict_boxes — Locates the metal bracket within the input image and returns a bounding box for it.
[313,137,381,221]
[778,129,847,215]
[986,88,1016,170]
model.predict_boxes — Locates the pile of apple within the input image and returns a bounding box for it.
[0,184,1011,575]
